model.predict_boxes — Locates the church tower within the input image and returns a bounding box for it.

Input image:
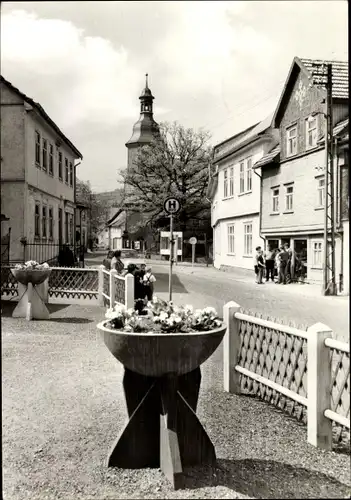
[125,74,160,173]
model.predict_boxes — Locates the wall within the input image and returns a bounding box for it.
[0,83,25,180]
[214,215,260,270]
[1,183,25,261]
[261,149,325,235]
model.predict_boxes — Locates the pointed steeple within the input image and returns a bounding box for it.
[126,74,159,146]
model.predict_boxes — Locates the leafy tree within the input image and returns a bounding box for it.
[120,121,212,234]
[76,179,109,240]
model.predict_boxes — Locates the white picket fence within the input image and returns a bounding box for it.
[223,301,350,451]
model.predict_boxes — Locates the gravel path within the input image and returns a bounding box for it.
[2,302,350,500]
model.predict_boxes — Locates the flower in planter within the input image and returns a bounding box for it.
[104,297,222,334]
[14,261,50,271]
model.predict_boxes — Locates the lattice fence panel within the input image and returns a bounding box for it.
[237,314,308,424]
[114,275,125,305]
[1,266,18,297]
[48,268,98,300]
[329,347,350,444]
[103,271,110,299]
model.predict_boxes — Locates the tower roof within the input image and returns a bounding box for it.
[139,73,154,99]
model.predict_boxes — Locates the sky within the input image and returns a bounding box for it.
[1,1,348,193]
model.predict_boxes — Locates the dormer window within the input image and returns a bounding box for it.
[286,125,297,157]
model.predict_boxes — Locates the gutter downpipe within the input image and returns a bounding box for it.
[253,167,264,247]
[335,137,343,292]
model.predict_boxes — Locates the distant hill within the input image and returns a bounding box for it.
[95,188,124,208]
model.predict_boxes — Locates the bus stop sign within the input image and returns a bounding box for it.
[164,197,181,215]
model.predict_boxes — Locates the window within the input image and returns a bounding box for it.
[35,204,40,237]
[65,212,69,242]
[246,158,252,192]
[244,223,253,256]
[58,152,63,180]
[227,224,235,254]
[286,125,297,157]
[285,185,294,211]
[272,187,279,213]
[48,208,53,239]
[42,206,47,237]
[229,166,234,197]
[69,162,73,187]
[317,177,325,207]
[312,241,323,268]
[65,158,69,183]
[35,131,41,165]
[49,144,54,175]
[69,214,73,244]
[223,169,228,198]
[239,162,245,193]
[306,116,317,149]
[42,139,48,171]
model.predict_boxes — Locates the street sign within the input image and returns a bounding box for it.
[189,237,197,245]
[164,197,181,215]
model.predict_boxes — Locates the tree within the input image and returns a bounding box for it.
[120,121,212,234]
[76,179,110,241]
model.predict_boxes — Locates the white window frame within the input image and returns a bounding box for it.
[316,176,325,208]
[286,125,297,157]
[239,162,245,193]
[35,203,40,237]
[42,139,48,172]
[229,166,234,197]
[42,206,47,238]
[58,152,63,181]
[246,157,252,192]
[65,158,69,184]
[312,240,323,268]
[35,131,41,166]
[69,162,73,187]
[306,116,317,149]
[49,144,54,176]
[285,184,294,212]
[223,169,228,198]
[227,224,235,254]
[272,187,280,213]
[243,222,253,256]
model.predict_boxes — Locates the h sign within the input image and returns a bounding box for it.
[164,197,181,215]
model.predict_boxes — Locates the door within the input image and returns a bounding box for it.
[294,239,307,279]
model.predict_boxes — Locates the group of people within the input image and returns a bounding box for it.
[254,243,304,285]
[102,250,156,305]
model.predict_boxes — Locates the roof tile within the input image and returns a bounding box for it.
[300,58,348,99]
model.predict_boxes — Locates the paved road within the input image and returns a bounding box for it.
[86,257,349,342]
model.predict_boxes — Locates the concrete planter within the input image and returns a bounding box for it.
[11,268,51,286]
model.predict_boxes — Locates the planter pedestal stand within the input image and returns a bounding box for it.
[107,367,216,489]
[12,282,50,320]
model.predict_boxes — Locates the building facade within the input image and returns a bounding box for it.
[0,76,83,262]
[256,57,348,291]
[208,117,278,270]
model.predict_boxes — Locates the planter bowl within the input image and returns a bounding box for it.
[97,320,226,377]
[11,268,51,286]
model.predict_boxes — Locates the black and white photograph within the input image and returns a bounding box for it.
[1,1,349,499]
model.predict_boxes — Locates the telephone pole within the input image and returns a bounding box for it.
[311,63,337,295]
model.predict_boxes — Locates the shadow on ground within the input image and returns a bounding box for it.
[182,458,350,498]
[154,272,188,294]
[1,301,71,317]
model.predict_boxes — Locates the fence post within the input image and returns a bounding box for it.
[307,322,333,450]
[125,273,134,310]
[97,265,104,306]
[223,301,242,394]
[109,270,117,308]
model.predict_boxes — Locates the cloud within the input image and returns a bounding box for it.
[0,10,147,127]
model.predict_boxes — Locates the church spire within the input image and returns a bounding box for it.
[139,72,154,114]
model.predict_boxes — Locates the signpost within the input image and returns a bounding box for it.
[163,197,181,301]
[189,237,197,267]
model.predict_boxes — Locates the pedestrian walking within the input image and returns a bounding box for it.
[110,250,124,274]
[254,246,265,284]
[264,244,276,282]
[143,266,156,301]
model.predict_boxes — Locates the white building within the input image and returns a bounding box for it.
[208,116,278,271]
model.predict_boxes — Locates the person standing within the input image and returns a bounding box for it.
[254,246,265,284]
[264,244,275,282]
[110,250,124,274]
[103,250,114,270]
[143,266,156,301]
[277,245,289,284]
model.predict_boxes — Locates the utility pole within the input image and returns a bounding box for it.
[311,63,337,295]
